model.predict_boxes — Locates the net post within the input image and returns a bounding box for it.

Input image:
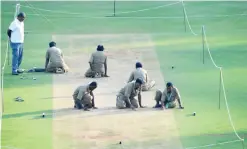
[182,0,186,32]
[14,3,20,19]
[1,81,4,113]
[113,0,116,17]
[242,137,245,149]
[202,25,205,64]
[219,69,222,110]
[7,40,10,66]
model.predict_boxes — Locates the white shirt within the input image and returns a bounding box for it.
[9,18,24,43]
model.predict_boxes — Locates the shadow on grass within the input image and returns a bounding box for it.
[3,107,187,120]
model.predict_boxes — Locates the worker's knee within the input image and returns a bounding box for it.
[82,94,93,108]
[154,90,162,101]
[130,98,138,108]
[74,99,83,109]
[116,96,126,109]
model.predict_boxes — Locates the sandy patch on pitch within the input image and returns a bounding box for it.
[51,34,182,149]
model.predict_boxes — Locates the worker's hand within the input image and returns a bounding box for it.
[84,108,90,111]
[131,105,136,111]
[179,105,184,109]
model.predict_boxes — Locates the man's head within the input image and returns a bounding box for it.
[17,12,26,22]
[166,82,173,93]
[89,81,97,91]
[97,45,104,51]
[135,62,142,69]
[49,41,56,48]
[135,78,143,89]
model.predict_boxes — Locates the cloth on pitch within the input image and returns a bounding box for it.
[27,68,46,72]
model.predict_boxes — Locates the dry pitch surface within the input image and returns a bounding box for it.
[51,34,182,149]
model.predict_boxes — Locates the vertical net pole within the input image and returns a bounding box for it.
[113,0,116,16]
[181,0,186,32]
[14,3,20,19]
[219,70,222,110]
[241,137,245,149]
[202,26,205,64]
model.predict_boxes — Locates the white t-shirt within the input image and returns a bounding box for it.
[9,18,24,43]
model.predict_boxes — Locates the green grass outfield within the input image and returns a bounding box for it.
[1,1,247,149]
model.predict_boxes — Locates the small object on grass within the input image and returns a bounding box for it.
[20,76,24,79]
[14,97,24,102]
[172,66,174,69]
[42,113,45,118]
[28,69,35,72]
[33,77,36,80]
[193,112,196,116]
[119,141,122,144]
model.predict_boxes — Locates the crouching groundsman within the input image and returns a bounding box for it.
[128,62,155,91]
[116,78,145,110]
[45,41,69,73]
[85,45,109,78]
[154,82,184,109]
[73,81,98,111]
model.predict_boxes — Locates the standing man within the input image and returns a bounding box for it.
[153,82,184,109]
[73,81,98,111]
[116,78,145,110]
[7,12,26,75]
[85,45,109,78]
[45,41,69,73]
[128,62,155,91]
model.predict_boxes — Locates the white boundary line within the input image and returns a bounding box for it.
[185,139,243,149]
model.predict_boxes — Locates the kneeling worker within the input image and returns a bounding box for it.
[85,45,109,78]
[128,62,155,91]
[45,41,69,73]
[73,81,98,111]
[154,82,184,109]
[116,78,145,110]
[26,41,69,73]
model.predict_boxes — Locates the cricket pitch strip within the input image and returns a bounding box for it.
[51,34,183,149]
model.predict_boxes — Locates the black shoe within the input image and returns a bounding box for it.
[12,72,19,75]
[153,104,162,108]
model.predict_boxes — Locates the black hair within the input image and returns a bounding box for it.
[97,45,104,51]
[135,62,142,68]
[17,12,26,18]
[166,82,173,87]
[49,41,56,47]
[89,81,97,88]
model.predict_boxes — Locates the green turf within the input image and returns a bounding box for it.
[1,1,247,149]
